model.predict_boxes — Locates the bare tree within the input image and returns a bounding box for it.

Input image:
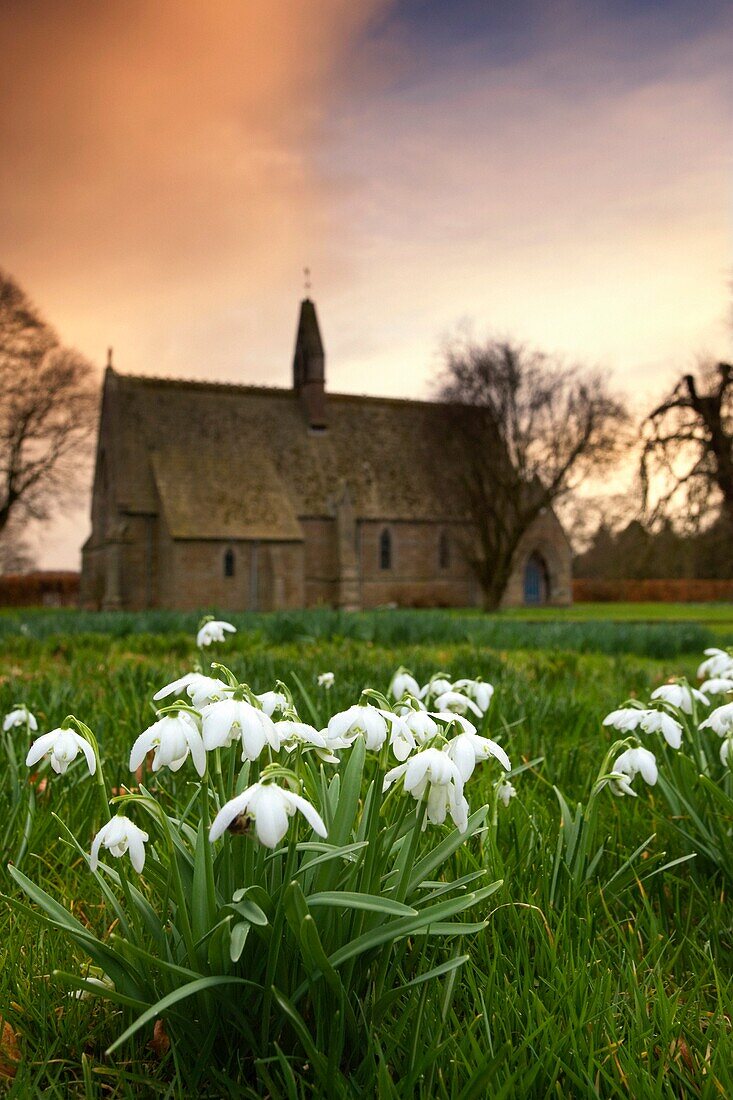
[0,270,97,540]
[641,362,733,535]
[435,338,628,609]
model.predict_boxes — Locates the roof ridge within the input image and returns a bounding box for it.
[113,370,446,408]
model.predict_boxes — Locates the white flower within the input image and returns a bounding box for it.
[602,707,646,732]
[720,737,732,768]
[445,731,511,781]
[317,672,335,690]
[201,698,279,759]
[431,710,478,736]
[209,781,327,848]
[379,711,417,762]
[697,648,733,680]
[420,676,453,700]
[433,690,484,719]
[3,705,38,732]
[256,690,289,717]
[452,678,494,714]
[90,815,149,873]
[700,702,733,737]
[129,712,206,776]
[26,727,96,776]
[327,705,389,752]
[650,683,709,714]
[273,720,340,763]
[497,780,516,807]
[383,746,469,832]
[637,709,683,750]
[196,620,236,647]
[700,678,733,696]
[402,710,438,744]
[153,672,233,710]
[608,747,658,797]
[389,669,421,700]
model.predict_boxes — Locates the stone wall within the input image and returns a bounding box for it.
[500,509,573,608]
[357,520,478,608]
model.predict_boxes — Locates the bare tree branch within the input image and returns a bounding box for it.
[0,270,97,543]
[434,336,628,609]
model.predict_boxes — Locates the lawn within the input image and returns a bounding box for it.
[0,609,731,1097]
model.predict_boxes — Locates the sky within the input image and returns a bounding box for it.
[1,0,731,568]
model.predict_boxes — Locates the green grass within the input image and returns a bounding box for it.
[1,613,731,1096]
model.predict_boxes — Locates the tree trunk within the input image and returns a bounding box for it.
[479,553,516,611]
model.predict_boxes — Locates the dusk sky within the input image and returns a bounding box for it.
[2,0,731,567]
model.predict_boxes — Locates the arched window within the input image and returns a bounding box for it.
[438,531,450,570]
[224,548,235,578]
[379,528,392,570]
[523,552,549,605]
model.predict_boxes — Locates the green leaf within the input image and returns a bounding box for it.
[106,975,260,1054]
[230,920,250,963]
[405,806,488,896]
[307,891,417,917]
[374,954,469,1012]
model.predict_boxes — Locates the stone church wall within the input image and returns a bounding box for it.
[357,520,478,608]
[302,518,339,606]
[500,510,573,608]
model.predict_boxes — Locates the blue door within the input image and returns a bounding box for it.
[524,554,548,605]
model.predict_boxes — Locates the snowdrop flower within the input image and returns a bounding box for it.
[3,705,38,732]
[720,737,732,768]
[129,712,206,776]
[603,707,682,749]
[433,691,483,718]
[90,815,149,873]
[637,709,683,750]
[697,648,733,680]
[256,690,289,717]
[452,678,494,714]
[389,669,421,700]
[209,781,327,849]
[402,710,438,744]
[382,711,417,761]
[384,747,468,831]
[608,747,658,798]
[603,707,646,732]
[196,620,236,647]
[431,710,478,736]
[446,731,511,781]
[26,727,96,776]
[201,698,279,760]
[154,672,232,710]
[327,705,389,752]
[420,676,454,700]
[650,682,709,714]
[273,720,340,763]
[700,702,733,738]
[497,780,516,808]
[317,672,335,690]
[700,678,733,696]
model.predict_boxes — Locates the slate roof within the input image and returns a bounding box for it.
[104,369,471,541]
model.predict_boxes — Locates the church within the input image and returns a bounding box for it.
[80,299,572,611]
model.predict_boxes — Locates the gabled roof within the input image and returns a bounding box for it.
[103,369,470,540]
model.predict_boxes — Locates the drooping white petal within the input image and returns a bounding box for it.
[285,792,328,837]
[73,732,97,776]
[26,731,59,768]
[249,786,290,848]
[209,790,252,841]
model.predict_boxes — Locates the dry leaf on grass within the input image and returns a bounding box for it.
[149,1018,170,1059]
[0,1017,21,1079]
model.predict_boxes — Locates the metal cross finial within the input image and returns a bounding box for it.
[106,347,113,369]
[303,267,311,295]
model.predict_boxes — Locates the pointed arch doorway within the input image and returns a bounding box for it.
[523,552,550,605]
